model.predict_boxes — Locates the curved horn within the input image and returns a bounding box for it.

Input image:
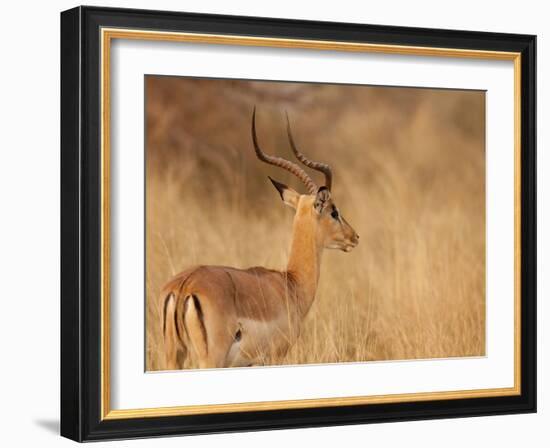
[286,112,333,191]
[252,108,318,195]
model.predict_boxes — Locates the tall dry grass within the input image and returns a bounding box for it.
[145,77,485,371]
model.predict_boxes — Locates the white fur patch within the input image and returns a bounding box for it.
[226,316,293,367]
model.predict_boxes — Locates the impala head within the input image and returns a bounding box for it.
[252,108,359,252]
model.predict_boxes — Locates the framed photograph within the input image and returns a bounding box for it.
[60,6,536,441]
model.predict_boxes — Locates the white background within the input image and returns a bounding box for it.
[111,40,515,409]
[0,0,546,447]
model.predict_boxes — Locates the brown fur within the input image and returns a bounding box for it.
[160,186,359,369]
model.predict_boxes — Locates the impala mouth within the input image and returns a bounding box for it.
[328,239,359,251]
[343,242,358,252]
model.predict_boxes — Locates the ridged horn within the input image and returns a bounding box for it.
[286,112,333,191]
[252,107,318,195]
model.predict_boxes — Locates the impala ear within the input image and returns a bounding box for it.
[314,186,331,214]
[268,177,299,209]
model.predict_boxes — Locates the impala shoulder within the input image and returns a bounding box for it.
[244,266,283,277]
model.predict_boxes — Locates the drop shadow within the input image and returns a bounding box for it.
[34,419,59,435]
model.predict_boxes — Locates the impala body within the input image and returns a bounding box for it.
[161,109,359,369]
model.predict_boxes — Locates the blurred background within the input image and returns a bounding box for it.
[145,76,485,371]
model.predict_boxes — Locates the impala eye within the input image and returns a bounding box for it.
[331,209,339,220]
[235,329,242,342]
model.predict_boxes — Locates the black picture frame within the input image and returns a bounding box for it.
[61,5,536,442]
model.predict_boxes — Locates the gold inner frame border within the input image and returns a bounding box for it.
[99,27,522,420]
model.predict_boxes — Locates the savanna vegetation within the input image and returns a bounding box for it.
[145,77,485,370]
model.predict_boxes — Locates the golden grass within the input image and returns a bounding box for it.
[145,77,486,371]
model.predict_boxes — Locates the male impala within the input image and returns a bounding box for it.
[161,109,359,369]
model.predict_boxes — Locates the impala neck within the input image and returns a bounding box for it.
[286,198,323,316]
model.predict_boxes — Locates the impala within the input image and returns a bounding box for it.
[161,109,359,369]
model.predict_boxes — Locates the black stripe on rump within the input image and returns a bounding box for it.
[191,295,208,353]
